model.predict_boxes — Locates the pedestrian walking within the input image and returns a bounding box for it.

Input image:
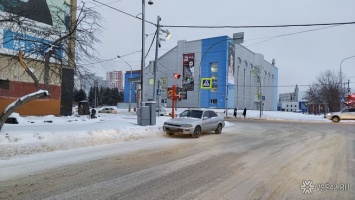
[233,108,237,118]
[242,108,247,118]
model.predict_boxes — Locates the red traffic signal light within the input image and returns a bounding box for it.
[174,73,181,79]
[167,89,173,99]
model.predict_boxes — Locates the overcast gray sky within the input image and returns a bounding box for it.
[87,0,355,94]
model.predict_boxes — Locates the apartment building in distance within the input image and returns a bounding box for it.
[106,71,123,91]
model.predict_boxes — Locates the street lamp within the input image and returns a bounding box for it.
[118,55,133,112]
[339,55,355,110]
[252,67,262,118]
[152,16,161,107]
[153,15,172,108]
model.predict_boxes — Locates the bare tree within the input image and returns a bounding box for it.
[0,2,102,131]
[306,70,343,113]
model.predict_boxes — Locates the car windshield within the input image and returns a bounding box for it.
[157,108,166,112]
[179,110,203,119]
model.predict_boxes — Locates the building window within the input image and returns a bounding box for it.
[0,79,10,90]
[162,87,167,93]
[250,64,253,68]
[161,78,167,85]
[148,78,154,85]
[210,99,217,104]
[291,105,293,107]
[211,84,217,92]
[211,63,218,72]
[238,57,242,64]
[211,75,218,82]
[244,61,248,67]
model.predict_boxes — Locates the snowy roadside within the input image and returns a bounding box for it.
[0,112,166,159]
[0,108,348,159]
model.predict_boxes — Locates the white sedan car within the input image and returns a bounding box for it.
[98,107,118,114]
[326,108,355,122]
[163,109,225,138]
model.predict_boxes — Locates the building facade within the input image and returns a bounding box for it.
[278,85,308,112]
[75,74,108,96]
[123,70,141,104]
[106,71,123,91]
[142,35,278,111]
[0,0,77,116]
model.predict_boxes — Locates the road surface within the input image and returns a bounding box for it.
[0,120,354,199]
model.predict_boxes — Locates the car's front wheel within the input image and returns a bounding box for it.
[192,126,201,138]
[215,123,222,134]
[166,132,174,136]
[332,116,340,123]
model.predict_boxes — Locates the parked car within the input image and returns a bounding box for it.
[98,107,118,114]
[326,108,355,122]
[163,109,225,138]
[156,107,170,116]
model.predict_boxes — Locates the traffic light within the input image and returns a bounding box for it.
[167,89,173,99]
[174,73,181,79]
[258,93,261,100]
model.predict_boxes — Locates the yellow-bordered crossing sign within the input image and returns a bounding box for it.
[200,78,212,89]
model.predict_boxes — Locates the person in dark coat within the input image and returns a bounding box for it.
[233,108,237,118]
[242,108,247,118]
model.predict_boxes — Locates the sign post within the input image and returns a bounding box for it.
[171,85,176,118]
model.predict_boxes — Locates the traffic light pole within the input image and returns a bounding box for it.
[172,85,176,118]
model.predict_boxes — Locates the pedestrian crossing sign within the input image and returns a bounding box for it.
[200,78,212,89]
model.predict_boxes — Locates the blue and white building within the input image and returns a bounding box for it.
[142,34,278,111]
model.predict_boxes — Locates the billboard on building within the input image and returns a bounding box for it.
[228,43,235,84]
[0,0,70,58]
[182,53,194,91]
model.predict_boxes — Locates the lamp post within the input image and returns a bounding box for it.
[140,0,146,106]
[153,16,161,105]
[117,55,133,112]
[256,73,262,118]
[340,55,355,110]
[252,66,262,118]
[152,16,172,109]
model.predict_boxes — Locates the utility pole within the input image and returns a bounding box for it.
[153,16,161,104]
[140,0,146,106]
[158,80,161,108]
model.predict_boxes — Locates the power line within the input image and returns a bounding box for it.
[92,0,156,26]
[91,1,355,30]
[161,21,355,29]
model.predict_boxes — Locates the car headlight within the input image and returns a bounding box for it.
[181,124,193,128]
[164,122,169,125]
